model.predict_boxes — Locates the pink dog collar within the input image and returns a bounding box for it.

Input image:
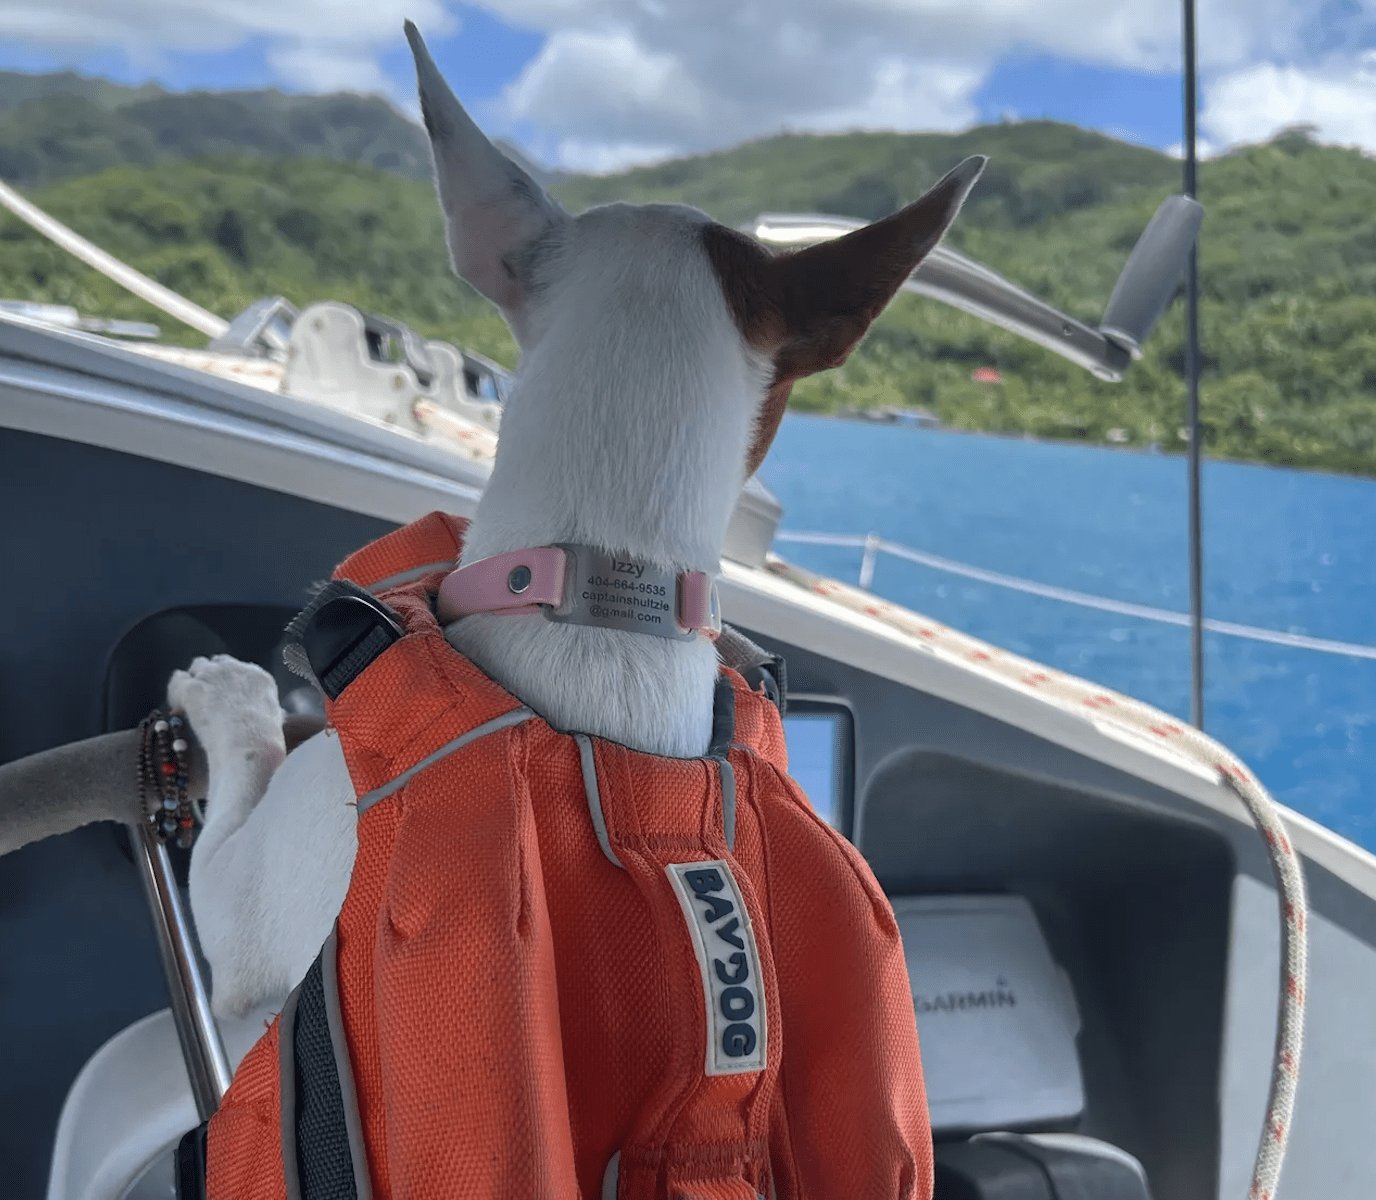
[436,544,721,642]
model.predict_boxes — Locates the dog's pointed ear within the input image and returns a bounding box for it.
[405,21,566,316]
[707,155,986,475]
[768,155,985,377]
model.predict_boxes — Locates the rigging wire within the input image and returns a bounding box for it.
[1183,0,1206,728]
[774,530,1376,660]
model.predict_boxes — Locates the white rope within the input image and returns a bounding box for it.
[0,174,229,340]
[764,554,1308,1199]
[775,530,1376,660]
[1173,732,1308,1200]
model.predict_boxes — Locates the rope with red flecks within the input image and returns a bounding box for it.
[1170,727,1308,1200]
[765,554,1309,1198]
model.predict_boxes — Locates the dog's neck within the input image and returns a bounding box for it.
[446,206,766,759]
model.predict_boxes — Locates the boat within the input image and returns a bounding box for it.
[0,52,1356,1200]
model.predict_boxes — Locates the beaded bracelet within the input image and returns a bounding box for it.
[138,709,193,848]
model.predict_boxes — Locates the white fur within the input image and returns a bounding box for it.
[181,191,772,1018]
[450,203,769,757]
[172,656,355,1016]
[180,27,978,1016]
[181,206,766,1012]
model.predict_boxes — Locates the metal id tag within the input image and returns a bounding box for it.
[545,544,695,641]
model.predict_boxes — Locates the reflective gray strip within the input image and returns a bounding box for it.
[603,1148,765,1199]
[719,757,737,852]
[601,1150,620,1200]
[279,984,304,1200]
[356,707,536,814]
[575,733,624,869]
[321,926,372,1200]
[365,559,458,594]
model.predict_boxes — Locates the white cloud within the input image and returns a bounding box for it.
[1202,52,1376,153]
[266,42,396,95]
[497,5,1001,169]
[4,0,1376,168]
[482,0,1367,170]
[504,23,984,169]
[1162,138,1222,161]
[802,59,983,134]
[553,138,680,173]
[0,0,454,96]
[506,29,710,143]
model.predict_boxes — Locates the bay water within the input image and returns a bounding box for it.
[761,414,1376,850]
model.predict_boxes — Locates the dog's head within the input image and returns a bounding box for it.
[406,21,982,481]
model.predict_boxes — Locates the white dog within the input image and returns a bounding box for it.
[172,23,983,1020]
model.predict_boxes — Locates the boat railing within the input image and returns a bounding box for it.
[774,529,1376,661]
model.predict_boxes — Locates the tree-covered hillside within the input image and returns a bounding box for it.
[553,121,1181,230]
[557,123,1376,475]
[0,71,432,185]
[0,157,511,356]
[0,107,1372,476]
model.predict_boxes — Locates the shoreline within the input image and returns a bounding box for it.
[800,410,1376,484]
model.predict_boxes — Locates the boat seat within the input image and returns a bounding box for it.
[893,895,1151,1200]
[46,1004,280,1200]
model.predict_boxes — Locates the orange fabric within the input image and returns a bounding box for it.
[339,511,470,590]
[207,513,933,1200]
[206,1019,288,1200]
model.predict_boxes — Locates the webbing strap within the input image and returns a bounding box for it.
[281,929,369,1200]
[575,733,623,869]
[715,625,786,716]
[578,676,740,869]
[174,1122,209,1200]
[283,579,404,701]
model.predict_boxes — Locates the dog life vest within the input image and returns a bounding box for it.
[202,513,934,1200]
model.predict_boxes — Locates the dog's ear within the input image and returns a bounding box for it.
[406,21,566,321]
[707,156,986,475]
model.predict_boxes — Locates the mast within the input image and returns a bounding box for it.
[1183,0,1205,728]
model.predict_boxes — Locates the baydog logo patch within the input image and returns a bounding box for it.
[666,860,767,1075]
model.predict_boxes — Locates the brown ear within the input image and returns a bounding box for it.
[707,155,986,476]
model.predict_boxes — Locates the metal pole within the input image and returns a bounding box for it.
[859,532,880,590]
[0,174,229,340]
[131,822,232,1121]
[1183,0,1205,729]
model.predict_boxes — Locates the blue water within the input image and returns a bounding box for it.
[759,415,1376,850]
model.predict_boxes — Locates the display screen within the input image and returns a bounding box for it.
[782,711,846,826]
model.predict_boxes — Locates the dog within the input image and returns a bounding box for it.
[175,26,983,1024]
[172,23,985,1194]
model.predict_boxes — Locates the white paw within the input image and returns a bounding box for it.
[168,654,285,778]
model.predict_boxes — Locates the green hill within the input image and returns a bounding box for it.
[0,69,165,112]
[0,71,432,185]
[557,123,1376,475]
[553,121,1180,230]
[0,156,512,357]
[0,112,1372,476]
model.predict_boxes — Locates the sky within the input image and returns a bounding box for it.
[0,1,1373,173]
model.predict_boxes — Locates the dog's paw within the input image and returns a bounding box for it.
[168,654,285,772]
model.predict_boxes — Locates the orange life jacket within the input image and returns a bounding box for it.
[203,512,933,1200]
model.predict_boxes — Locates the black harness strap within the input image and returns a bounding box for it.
[283,932,370,1200]
[176,950,361,1200]
[715,624,787,716]
[283,579,405,701]
[174,1122,209,1200]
